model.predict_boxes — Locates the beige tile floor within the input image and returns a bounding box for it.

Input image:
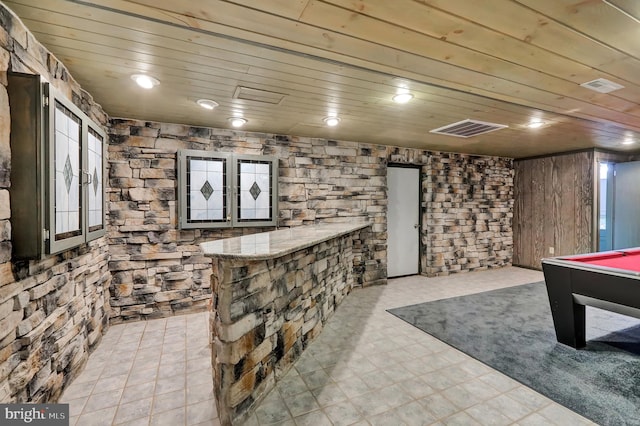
[61,267,597,425]
[60,312,217,426]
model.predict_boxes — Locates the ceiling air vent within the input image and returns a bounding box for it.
[580,78,624,94]
[233,86,287,104]
[430,119,508,138]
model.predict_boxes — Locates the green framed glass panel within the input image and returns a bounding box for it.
[178,150,231,229]
[234,155,278,227]
[53,101,83,241]
[178,151,278,229]
[8,74,107,258]
[86,125,106,240]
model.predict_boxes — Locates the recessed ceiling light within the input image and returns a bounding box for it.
[196,99,218,110]
[131,74,160,89]
[527,120,545,129]
[323,116,341,127]
[392,93,414,104]
[228,117,247,127]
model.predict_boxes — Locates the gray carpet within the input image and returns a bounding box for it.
[387,282,640,426]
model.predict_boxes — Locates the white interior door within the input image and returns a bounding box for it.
[613,161,640,249]
[387,167,420,277]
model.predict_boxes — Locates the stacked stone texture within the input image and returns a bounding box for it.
[0,5,110,403]
[209,233,357,425]
[386,147,513,275]
[108,121,514,321]
[426,153,513,275]
[107,120,386,322]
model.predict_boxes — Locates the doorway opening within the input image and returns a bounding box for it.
[598,162,613,251]
[387,165,421,278]
[598,160,640,251]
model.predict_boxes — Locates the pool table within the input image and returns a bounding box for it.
[542,248,640,349]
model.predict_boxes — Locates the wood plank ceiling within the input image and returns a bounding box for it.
[5,0,640,158]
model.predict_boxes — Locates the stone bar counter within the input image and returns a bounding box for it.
[201,222,369,425]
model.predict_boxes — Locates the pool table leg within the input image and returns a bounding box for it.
[567,303,586,348]
[542,264,586,349]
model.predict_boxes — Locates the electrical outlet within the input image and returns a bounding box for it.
[549,247,555,255]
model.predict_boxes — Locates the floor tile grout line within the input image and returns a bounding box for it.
[67,268,591,426]
[266,268,547,426]
[77,322,143,421]
[147,320,165,425]
[114,319,153,426]
[182,318,188,426]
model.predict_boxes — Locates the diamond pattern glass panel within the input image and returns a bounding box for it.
[92,168,99,194]
[249,182,261,200]
[238,159,271,221]
[201,181,214,200]
[187,157,226,222]
[88,128,103,230]
[54,102,82,239]
[63,155,73,193]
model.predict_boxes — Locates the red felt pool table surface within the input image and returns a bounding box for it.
[567,251,640,273]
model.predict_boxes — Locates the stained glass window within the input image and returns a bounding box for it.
[54,102,82,240]
[238,159,272,221]
[178,151,277,229]
[187,156,227,223]
[6,74,106,258]
[88,128,103,232]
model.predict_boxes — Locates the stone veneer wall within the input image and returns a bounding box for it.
[107,120,514,321]
[426,152,513,274]
[107,120,386,322]
[209,231,358,425]
[0,6,111,403]
[388,148,513,275]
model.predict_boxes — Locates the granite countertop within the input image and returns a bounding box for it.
[200,221,369,260]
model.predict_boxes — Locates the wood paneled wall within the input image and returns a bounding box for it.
[513,151,594,269]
